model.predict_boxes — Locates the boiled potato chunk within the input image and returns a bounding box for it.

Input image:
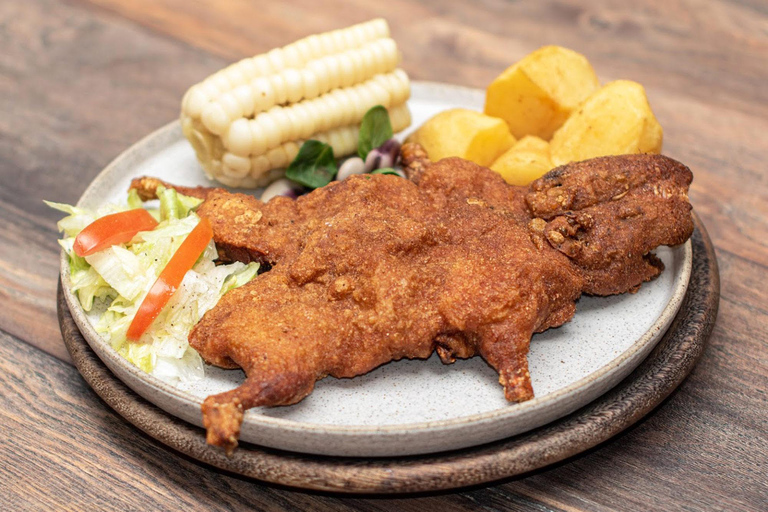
[509,135,550,153]
[490,136,553,186]
[407,108,515,167]
[550,80,663,166]
[484,46,600,140]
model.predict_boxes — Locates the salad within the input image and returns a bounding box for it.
[49,187,258,383]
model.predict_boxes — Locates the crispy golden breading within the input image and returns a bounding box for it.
[130,152,693,453]
[526,155,694,294]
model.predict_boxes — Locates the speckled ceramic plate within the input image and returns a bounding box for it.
[60,82,693,457]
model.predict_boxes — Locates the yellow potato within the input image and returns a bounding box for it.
[407,108,515,166]
[484,46,600,140]
[509,135,550,153]
[490,136,553,186]
[550,80,663,166]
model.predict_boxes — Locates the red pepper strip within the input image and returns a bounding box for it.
[126,218,213,342]
[73,209,158,257]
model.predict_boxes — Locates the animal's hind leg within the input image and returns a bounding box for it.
[476,322,535,402]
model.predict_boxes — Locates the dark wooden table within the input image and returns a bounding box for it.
[2,0,766,509]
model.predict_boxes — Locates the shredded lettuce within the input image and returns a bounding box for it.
[85,246,150,301]
[157,185,203,221]
[50,192,258,384]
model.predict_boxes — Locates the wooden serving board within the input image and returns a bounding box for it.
[57,213,719,494]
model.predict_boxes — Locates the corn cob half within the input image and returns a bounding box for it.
[180,19,412,188]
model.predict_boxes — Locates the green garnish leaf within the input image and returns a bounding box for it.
[358,105,393,159]
[286,140,337,189]
[370,167,400,176]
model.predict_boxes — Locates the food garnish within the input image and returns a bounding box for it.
[127,218,214,341]
[259,178,304,203]
[73,208,158,257]
[280,105,403,194]
[369,167,402,176]
[285,140,338,189]
[363,138,401,173]
[50,190,258,381]
[336,156,366,181]
[357,104,394,159]
[180,18,412,188]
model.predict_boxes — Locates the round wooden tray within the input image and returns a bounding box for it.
[58,213,719,494]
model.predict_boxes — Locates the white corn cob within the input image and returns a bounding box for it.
[179,19,411,189]
[200,38,400,135]
[222,69,409,157]
[182,18,390,119]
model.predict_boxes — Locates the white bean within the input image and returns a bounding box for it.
[261,178,302,202]
[337,157,366,180]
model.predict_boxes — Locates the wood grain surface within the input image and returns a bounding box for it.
[1,0,766,509]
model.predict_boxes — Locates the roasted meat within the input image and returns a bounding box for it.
[131,150,693,453]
